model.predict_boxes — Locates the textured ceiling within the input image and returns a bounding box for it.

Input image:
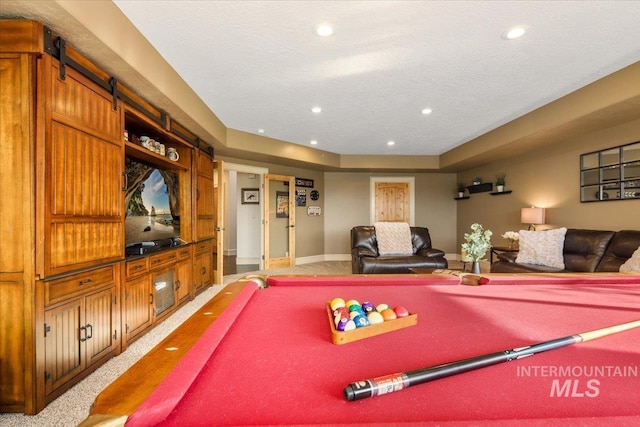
[109,0,640,156]
[2,1,640,160]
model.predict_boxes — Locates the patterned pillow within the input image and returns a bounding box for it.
[516,227,567,269]
[374,222,413,256]
[620,246,640,273]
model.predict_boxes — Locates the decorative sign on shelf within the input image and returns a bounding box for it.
[284,177,314,188]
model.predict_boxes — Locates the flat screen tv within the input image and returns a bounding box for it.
[125,157,180,246]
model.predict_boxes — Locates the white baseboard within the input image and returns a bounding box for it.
[224,249,237,256]
[236,257,260,265]
[294,254,350,265]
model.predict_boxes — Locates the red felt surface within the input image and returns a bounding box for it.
[134,276,640,426]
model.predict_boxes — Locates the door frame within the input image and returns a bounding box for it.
[264,174,296,269]
[222,162,268,271]
[370,177,415,225]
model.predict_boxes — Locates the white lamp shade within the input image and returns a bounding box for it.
[521,207,546,225]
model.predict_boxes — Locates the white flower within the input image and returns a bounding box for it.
[501,231,519,241]
[461,223,493,262]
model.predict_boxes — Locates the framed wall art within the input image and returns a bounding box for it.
[276,191,289,218]
[241,188,260,204]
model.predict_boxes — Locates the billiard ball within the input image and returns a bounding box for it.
[333,307,349,319]
[353,314,370,328]
[336,317,356,331]
[367,311,384,324]
[361,301,375,312]
[349,309,365,320]
[345,299,360,309]
[348,304,363,312]
[393,306,410,318]
[376,303,390,312]
[330,298,346,311]
[378,308,395,321]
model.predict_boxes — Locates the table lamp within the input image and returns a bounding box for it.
[521,207,545,230]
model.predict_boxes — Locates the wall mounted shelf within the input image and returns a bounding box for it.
[490,190,512,196]
[454,196,470,200]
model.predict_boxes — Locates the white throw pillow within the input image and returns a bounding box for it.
[516,227,567,269]
[620,246,640,273]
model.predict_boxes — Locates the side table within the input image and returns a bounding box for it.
[490,246,519,264]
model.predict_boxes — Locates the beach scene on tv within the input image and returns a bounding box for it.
[125,167,180,245]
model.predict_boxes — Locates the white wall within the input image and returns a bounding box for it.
[236,172,262,264]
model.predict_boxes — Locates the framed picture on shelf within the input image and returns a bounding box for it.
[241,188,260,204]
[276,191,289,218]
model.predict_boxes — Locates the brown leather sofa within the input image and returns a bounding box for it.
[351,226,448,274]
[491,229,640,273]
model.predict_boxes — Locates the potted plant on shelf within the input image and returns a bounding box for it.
[461,223,493,274]
[472,177,482,186]
[456,182,465,198]
[495,173,506,192]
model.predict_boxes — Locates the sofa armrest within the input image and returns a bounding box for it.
[496,251,518,263]
[352,247,377,258]
[416,247,445,258]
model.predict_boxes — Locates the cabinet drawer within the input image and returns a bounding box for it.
[177,246,191,260]
[194,240,212,254]
[45,265,116,306]
[126,258,149,279]
[149,250,178,270]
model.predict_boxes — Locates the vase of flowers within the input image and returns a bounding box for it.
[501,230,519,249]
[461,223,493,274]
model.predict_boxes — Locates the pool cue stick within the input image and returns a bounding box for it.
[343,319,640,401]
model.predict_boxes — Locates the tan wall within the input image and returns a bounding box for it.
[219,156,325,259]
[324,172,458,255]
[456,118,640,250]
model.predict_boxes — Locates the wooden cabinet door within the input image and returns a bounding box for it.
[124,276,152,342]
[175,260,192,303]
[195,152,215,241]
[84,288,118,367]
[194,251,212,293]
[44,299,85,395]
[42,58,123,277]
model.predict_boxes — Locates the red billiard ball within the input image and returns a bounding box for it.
[393,306,410,318]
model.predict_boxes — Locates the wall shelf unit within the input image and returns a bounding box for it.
[466,183,493,193]
[490,190,512,196]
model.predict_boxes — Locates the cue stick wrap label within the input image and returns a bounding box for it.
[370,373,408,396]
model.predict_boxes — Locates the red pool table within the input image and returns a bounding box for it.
[84,274,640,426]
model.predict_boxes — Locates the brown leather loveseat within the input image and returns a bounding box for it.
[351,226,448,274]
[491,229,640,273]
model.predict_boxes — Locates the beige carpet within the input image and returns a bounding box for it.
[0,261,351,427]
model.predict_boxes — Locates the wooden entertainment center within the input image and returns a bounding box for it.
[0,20,215,414]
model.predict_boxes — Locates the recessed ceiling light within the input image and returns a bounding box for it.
[315,23,334,37]
[310,140,318,145]
[387,140,395,146]
[421,108,432,115]
[502,26,526,40]
[257,129,265,134]
[311,106,322,113]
